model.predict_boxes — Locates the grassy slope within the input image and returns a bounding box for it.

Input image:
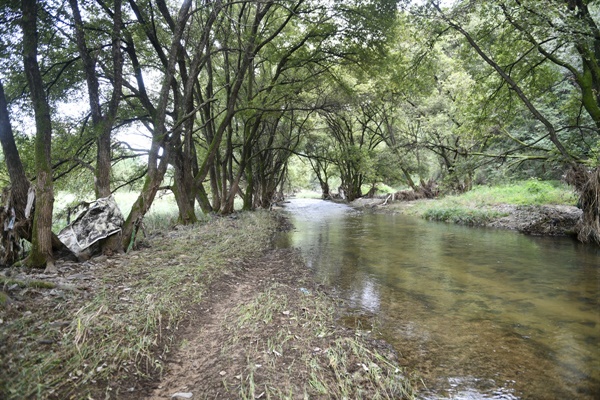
[398,180,578,226]
[2,212,275,398]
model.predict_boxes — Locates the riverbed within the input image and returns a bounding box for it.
[277,198,600,399]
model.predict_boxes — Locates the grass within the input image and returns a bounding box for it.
[421,207,506,226]
[0,211,279,399]
[396,179,577,226]
[221,280,417,399]
[449,179,578,206]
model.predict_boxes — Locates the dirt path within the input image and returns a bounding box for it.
[139,247,414,400]
[145,249,307,399]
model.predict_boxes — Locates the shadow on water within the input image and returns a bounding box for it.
[276,198,600,400]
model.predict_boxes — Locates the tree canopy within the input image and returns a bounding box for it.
[0,0,598,265]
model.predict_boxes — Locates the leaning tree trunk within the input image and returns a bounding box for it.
[22,0,54,268]
[121,0,192,250]
[0,81,31,264]
[0,81,30,218]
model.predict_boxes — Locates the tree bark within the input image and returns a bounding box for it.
[22,0,54,268]
[0,81,30,218]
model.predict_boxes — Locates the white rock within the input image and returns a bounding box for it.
[171,393,193,399]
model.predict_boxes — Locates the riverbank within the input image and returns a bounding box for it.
[353,198,582,237]
[0,212,417,399]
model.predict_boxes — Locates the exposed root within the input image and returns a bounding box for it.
[566,166,600,245]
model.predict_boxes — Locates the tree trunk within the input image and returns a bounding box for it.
[171,149,198,224]
[121,0,193,249]
[0,81,32,264]
[320,181,330,199]
[195,183,213,214]
[0,81,30,218]
[69,0,123,199]
[22,0,54,268]
[1,81,73,262]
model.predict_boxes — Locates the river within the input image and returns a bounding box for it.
[276,198,600,399]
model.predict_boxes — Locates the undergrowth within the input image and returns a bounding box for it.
[422,207,506,226]
[0,211,278,399]
[453,179,577,206]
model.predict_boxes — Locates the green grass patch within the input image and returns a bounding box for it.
[396,179,577,225]
[452,179,577,206]
[422,207,506,226]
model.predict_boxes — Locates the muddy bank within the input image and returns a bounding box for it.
[348,197,582,237]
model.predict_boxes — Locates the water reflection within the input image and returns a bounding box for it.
[278,198,600,399]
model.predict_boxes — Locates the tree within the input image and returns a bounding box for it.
[21,0,54,268]
[0,80,31,264]
[0,81,29,219]
[305,132,337,199]
[68,0,123,199]
[418,0,600,243]
[121,0,194,249]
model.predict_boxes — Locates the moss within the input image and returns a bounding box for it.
[0,277,56,289]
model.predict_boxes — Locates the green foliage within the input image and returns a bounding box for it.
[459,180,578,206]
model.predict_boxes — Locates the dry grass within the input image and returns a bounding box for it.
[0,211,278,399]
[220,279,417,399]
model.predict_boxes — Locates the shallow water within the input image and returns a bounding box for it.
[276,198,600,399]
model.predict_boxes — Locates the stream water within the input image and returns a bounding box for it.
[276,198,600,399]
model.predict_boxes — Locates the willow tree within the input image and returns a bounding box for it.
[21,0,54,267]
[120,0,195,249]
[420,0,600,244]
[68,0,123,199]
